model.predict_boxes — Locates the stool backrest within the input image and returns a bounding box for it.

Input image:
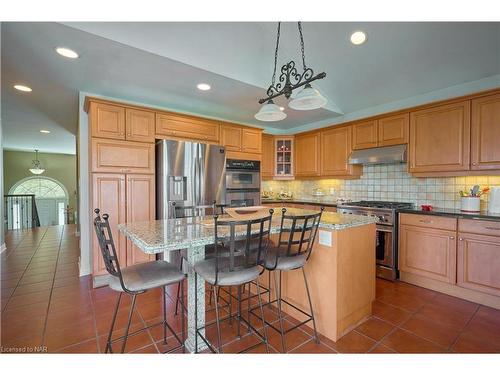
[172,201,220,218]
[213,209,274,285]
[93,208,129,293]
[276,207,324,261]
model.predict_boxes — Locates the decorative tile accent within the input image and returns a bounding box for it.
[263,163,500,210]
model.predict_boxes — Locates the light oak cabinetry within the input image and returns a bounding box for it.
[294,132,321,177]
[90,102,126,140]
[261,134,275,179]
[399,213,500,309]
[409,101,470,173]
[320,126,361,177]
[378,113,409,147]
[352,120,378,150]
[471,93,500,171]
[156,112,220,142]
[220,123,262,160]
[125,108,155,143]
[91,138,155,174]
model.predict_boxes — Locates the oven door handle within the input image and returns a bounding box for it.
[376,225,393,232]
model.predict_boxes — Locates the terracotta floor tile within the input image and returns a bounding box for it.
[59,339,99,353]
[98,324,154,353]
[6,289,51,308]
[355,317,394,342]
[18,272,54,285]
[290,338,336,353]
[377,290,427,313]
[12,280,53,296]
[263,319,312,353]
[44,319,96,351]
[452,330,500,353]
[382,328,447,353]
[369,343,397,353]
[329,330,377,353]
[372,300,412,326]
[131,344,160,353]
[415,303,477,331]
[1,271,24,281]
[401,314,461,348]
[464,306,500,340]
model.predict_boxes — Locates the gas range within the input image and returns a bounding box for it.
[337,201,414,280]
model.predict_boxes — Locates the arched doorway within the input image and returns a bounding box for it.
[9,176,69,227]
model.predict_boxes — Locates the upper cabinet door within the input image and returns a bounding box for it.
[90,102,126,140]
[156,112,220,142]
[409,101,470,173]
[241,129,262,154]
[471,93,500,171]
[261,134,275,178]
[295,132,321,177]
[352,120,378,150]
[125,108,155,143]
[378,113,409,147]
[320,126,360,177]
[92,138,155,174]
[126,174,156,266]
[220,124,242,151]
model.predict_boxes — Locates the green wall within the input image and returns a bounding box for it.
[3,150,77,219]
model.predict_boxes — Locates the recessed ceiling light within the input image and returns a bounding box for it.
[55,47,79,59]
[40,130,51,134]
[350,31,367,45]
[197,83,211,91]
[279,107,285,111]
[14,84,32,92]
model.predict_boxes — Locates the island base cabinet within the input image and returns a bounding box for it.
[398,224,457,284]
[457,233,500,297]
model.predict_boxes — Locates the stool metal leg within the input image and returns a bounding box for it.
[302,267,319,344]
[181,278,186,353]
[163,286,168,344]
[237,285,242,338]
[256,277,270,353]
[228,286,233,326]
[273,270,287,353]
[105,292,122,353]
[247,282,251,333]
[194,272,198,353]
[121,294,137,353]
[213,285,223,353]
[175,257,184,316]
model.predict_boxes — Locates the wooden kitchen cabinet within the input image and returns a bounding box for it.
[378,113,409,147]
[320,126,361,177]
[91,138,155,174]
[125,108,155,143]
[126,174,156,265]
[399,223,457,284]
[220,124,242,151]
[220,124,262,160]
[92,173,127,276]
[261,134,275,179]
[156,112,220,142]
[90,102,126,140]
[471,93,500,171]
[294,132,321,177]
[241,128,262,153]
[352,120,378,150]
[409,101,470,173]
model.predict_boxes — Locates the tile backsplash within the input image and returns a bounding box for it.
[262,163,500,210]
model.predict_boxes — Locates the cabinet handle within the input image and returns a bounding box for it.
[419,219,432,224]
[459,237,463,241]
[472,162,477,166]
[450,236,455,240]
[485,227,500,231]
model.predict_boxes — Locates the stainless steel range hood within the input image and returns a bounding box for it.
[348,144,407,165]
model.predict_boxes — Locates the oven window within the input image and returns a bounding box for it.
[232,173,254,185]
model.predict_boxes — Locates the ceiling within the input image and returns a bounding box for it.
[2,22,499,154]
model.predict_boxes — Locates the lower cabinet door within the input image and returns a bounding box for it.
[126,174,156,265]
[457,233,500,297]
[92,173,127,275]
[399,224,457,283]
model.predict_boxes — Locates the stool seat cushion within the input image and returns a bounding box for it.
[194,258,260,286]
[109,260,185,293]
[264,247,307,271]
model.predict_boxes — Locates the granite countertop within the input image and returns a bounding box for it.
[261,198,338,207]
[397,207,500,222]
[118,207,377,254]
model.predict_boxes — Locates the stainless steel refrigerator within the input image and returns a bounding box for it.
[156,139,226,221]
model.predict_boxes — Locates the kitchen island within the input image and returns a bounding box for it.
[118,207,377,352]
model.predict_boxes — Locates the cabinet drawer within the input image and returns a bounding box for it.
[458,219,500,236]
[399,213,457,231]
[156,112,219,142]
[91,138,155,174]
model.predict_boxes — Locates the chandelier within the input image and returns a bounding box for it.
[29,149,45,175]
[255,22,327,122]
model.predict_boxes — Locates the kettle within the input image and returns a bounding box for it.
[488,187,500,214]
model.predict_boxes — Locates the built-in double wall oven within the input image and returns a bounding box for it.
[225,159,261,207]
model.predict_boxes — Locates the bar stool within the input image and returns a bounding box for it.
[93,208,186,353]
[263,207,324,353]
[193,209,274,353]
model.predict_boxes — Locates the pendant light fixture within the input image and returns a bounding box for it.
[29,149,45,175]
[255,22,327,121]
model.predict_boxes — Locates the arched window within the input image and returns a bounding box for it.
[10,176,68,199]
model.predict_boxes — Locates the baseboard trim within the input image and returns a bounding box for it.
[0,243,6,254]
[93,274,110,288]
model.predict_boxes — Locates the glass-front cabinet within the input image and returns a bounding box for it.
[274,137,294,179]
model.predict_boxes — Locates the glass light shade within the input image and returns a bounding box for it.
[288,84,327,110]
[29,167,45,175]
[254,100,287,122]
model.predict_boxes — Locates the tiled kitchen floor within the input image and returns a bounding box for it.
[1,225,500,354]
